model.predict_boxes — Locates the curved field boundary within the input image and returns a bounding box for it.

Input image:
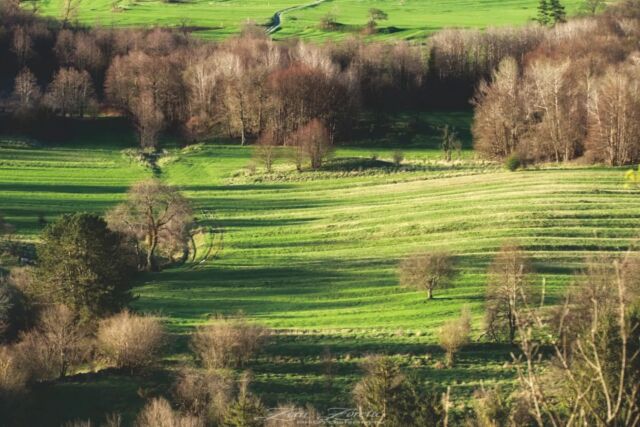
[267,0,328,34]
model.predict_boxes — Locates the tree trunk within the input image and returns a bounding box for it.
[427,287,433,300]
[146,232,158,271]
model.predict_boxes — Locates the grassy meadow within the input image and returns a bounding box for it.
[34,0,583,40]
[1,112,639,424]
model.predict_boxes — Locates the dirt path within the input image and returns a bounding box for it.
[267,0,328,34]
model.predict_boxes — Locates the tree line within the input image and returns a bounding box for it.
[6,0,638,166]
[474,1,640,166]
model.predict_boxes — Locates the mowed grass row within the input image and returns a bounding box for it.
[35,0,583,40]
[136,145,639,335]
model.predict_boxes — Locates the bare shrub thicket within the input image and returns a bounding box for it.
[135,397,204,427]
[14,304,89,380]
[173,368,234,424]
[191,316,270,369]
[96,310,166,371]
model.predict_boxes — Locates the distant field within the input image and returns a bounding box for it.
[34,0,583,40]
[1,113,638,424]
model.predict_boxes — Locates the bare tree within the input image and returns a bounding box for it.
[524,59,582,163]
[485,242,533,344]
[105,51,185,148]
[286,119,332,170]
[14,305,89,380]
[131,90,165,150]
[253,128,278,172]
[107,179,192,271]
[399,251,455,300]
[513,254,640,426]
[60,0,82,27]
[586,63,640,166]
[45,67,95,117]
[441,125,461,162]
[13,67,40,111]
[11,27,33,67]
[473,57,528,160]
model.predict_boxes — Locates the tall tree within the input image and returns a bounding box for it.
[549,0,567,24]
[33,213,132,320]
[485,242,533,344]
[107,179,192,271]
[12,67,40,112]
[536,0,551,25]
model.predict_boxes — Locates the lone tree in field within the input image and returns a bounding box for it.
[33,213,132,321]
[485,242,533,344]
[368,8,388,27]
[399,251,455,300]
[107,179,192,271]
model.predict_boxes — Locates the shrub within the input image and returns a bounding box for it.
[191,316,270,369]
[353,355,443,426]
[97,310,166,371]
[14,305,89,380]
[505,154,522,171]
[471,385,512,427]
[438,306,471,367]
[173,367,234,424]
[136,397,204,427]
[392,150,404,166]
[223,373,265,427]
[0,346,28,398]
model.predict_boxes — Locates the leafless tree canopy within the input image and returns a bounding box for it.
[485,242,534,344]
[399,251,456,300]
[107,179,192,271]
[513,254,640,426]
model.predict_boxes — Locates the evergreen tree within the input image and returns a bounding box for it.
[550,0,567,24]
[536,0,551,25]
[34,213,133,320]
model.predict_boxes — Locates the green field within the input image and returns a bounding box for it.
[34,0,583,40]
[1,113,638,424]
